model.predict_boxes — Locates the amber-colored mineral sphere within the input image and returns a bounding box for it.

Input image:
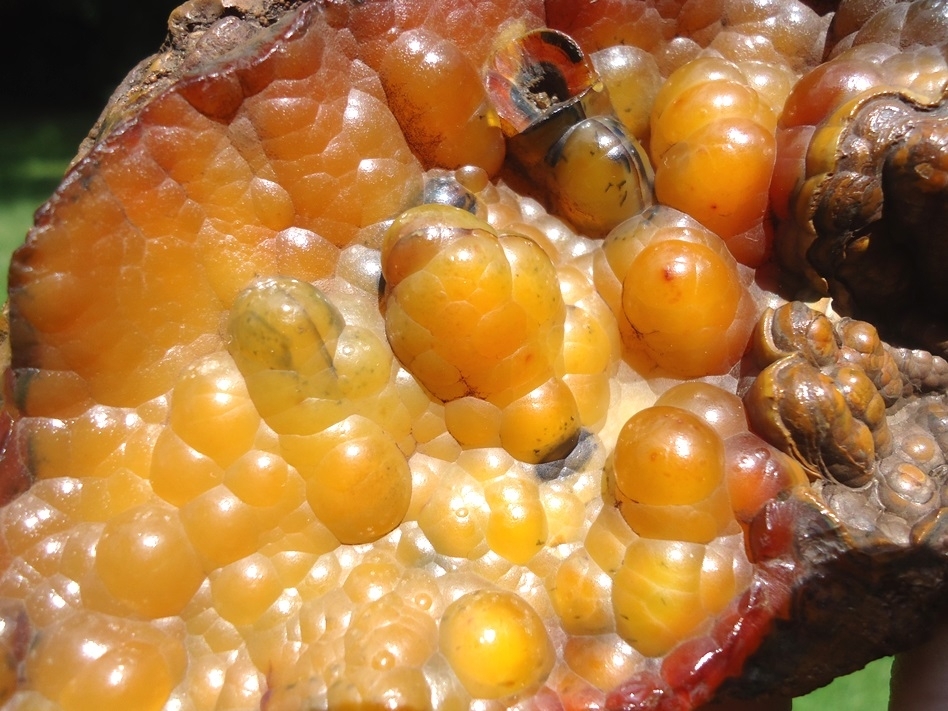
[611,405,733,543]
[651,58,778,249]
[439,589,555,699]
[598,206,756,378]
[381,203,583,463]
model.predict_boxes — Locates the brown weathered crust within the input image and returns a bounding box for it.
[721,493,948,699]
[75,0,309,166]
[792,88,948,358]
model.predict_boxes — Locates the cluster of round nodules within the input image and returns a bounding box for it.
[744,302,901,488]
[594,204,758,379]
[648,56,788,266]
[380,201,616,465]
[595,381,806,658]
[743,302,948,542]
[259,542,561,709]
[225,276,416,545]
[9,5,924,710]
[0,146,796,711]
[828,0,948,79]
[772,11,948,294]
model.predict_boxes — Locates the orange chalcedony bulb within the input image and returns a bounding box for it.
[439,589,555,700]
[650,56,779,265]
[26,611,186,711]
[0,0,880,708]
[286,415,412,546]
[655,381,749,441]
[725,431,810,525]
[598,206,756,378]
[95,504,205,619]
[610,405,733,544]
[612,537,741,658]
[382,204,580,462]
[379,29,505,176]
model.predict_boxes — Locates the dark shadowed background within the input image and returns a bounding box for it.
[6,0,177,112]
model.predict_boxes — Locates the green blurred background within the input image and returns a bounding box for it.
[0,0,894,708]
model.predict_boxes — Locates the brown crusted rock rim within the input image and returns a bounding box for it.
[75,0,309,166]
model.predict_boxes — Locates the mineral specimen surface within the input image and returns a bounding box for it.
[3,1,948,710]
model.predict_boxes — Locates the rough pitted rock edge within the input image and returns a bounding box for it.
[726,542,948,699]
[716,493,948,701]
[74,0,308,166]
[50,0,948,702]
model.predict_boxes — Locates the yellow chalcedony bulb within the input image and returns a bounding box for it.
[344,592,439,670]
[417,467,489,559]
[169,353,261,468]
[484,474,548,565]
[382,204,580,462]
[26,612,185,711]
[94,504,205,619]
[590,45,662,143]
[612,538,707,658]
[611,534,746,658]
[227,276,393,436]
[549,118,655,237]
[439,589,555,699]
[548,549,614,635]
[229,276,344,381]
[498,379,581,464]
[209,553,284,627]
[614,406,724,505]
[611,405,733,543]
[288,416,413,545]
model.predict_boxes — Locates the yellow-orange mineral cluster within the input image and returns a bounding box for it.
[1,0,944,710]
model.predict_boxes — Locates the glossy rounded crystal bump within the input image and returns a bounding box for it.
[439,589,555,699]
[611,406,733,543]
[381,203,579,463]
[650,56,779,265]
[598,206,756,377]
[380,28,505,175]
